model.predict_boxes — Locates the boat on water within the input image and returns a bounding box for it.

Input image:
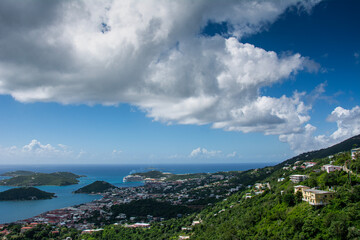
[123,175,144,182]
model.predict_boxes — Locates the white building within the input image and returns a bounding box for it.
[294,185,310,194]
[290,175,308,183]
[321,164,343,173]
[351,148,360,160]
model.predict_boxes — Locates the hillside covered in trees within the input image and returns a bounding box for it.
[74,181,118,194]
[0,187,55,201]
[0,172,84,186]
[1,134,360,239]
[79,135,360,239]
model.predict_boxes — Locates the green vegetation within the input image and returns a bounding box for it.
[189,171,360,239]
[279,134,360,168]
[0,170,36,177]
[83,199,196,225]
[110,199,194,220]
[74,181,117,194]
[166,173,211,181]
[0,187,55,201]
[78,135,360,239]
[134,170,166,179]
[81,219,195,240]
[2,224,80,240]
[0,172,84,186]
[350,151,360,174]
[135,170,230,182]
[2,134,360,240]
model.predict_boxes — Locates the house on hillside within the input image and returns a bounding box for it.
[294,185,310,194]
[321,164,343,173]
[302,189,334,206]
[351,148,360,160]
[290,175,308,183]
[179,236,190,240]
[0,229,10,236]
[254,182,270,190]
[125,223,150,228]
[304,162,317,168]
[294,185,335,206]
[192,220,202,226]
[245,193,252,199]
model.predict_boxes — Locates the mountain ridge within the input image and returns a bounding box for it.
[276,134,360,169]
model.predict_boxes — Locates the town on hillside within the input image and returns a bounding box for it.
[0,147,359,239]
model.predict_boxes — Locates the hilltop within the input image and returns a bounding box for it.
[0,172,84,186]
[0,187,55,201]
[77,134,360,239]
[277,134,360,169]
[74,181,118,194]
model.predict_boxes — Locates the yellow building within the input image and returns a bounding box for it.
[302,189,334,206]
[294,185,310,194]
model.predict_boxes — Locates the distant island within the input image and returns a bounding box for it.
[0,187,56,201]
[0,134,359,239]
[126,170,215,182]
[0,171,85,186]
[74,181,118,194]
[0,170,36,177]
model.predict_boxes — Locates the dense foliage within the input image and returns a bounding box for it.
[0,170,35,177]
[135,171,166,179]
[2,135,360,239]
[0,187,55,201]
[78,144,360,240]
[110,199,195,220]
[74,181,117,194]
[3,224,81,240]
[278,134,360,168]
[190,179,360,239]
[0,172,83,186]
[135,170,212,181]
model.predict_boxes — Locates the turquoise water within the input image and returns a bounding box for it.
[0,163,274,224]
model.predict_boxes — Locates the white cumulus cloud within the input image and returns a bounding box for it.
[190,147,222,158]
[280,106,360,153]
[22,139,58,153]
[0,139,74,163]
[0,1,322,146]
[227,151,237,158]
[328,106,360,140]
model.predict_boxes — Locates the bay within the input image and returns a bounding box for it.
[0,163,274,224]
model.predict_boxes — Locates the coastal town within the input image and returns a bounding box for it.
[0,170,245,235]
[0,0,358,238]
[0,147,359,239]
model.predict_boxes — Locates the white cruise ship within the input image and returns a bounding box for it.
[123,175,144,182]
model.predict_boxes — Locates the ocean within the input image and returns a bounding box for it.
[0,163,275,224]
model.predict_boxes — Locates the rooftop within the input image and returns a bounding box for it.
[303,189,333,194]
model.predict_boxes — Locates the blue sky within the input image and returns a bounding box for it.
[0,0,359,164]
